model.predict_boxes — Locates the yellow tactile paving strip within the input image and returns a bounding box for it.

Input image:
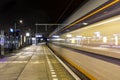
[43,45,76,80]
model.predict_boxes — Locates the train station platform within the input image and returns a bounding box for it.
[0,43,79,80]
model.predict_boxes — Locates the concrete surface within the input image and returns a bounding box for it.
[0,43,75,80]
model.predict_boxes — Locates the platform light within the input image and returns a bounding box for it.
[82,22,88,25]
[36,34,42,37]
[52,35,60,38]
[10,28,14,32]
[41,38,43,41]
[20,35,22,45]
[32,37,36,40]
[47,39,50,41]
[66,34,72,37]
[24,36,26,43]
[19,20,23,23]
[26,32,30,37]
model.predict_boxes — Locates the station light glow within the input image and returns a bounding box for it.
[52,35,60,38]
[76,36,82,38]
[71,38,75,43]
[19,20,23,23]
[41,38,43,41]
[36,34,42,37]
[66,34,72,37]
[20,35,22,45]
[47,39,50,41]
[10,28,14,32]
[83,22,88,25]
[94,32,101,37]
[115,36,119,46]
[32,38,36,40]
[24,36,26,42]
[26,32,30,37]
[103,37,107,43]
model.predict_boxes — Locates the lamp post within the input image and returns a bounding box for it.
[14,20,23,49]
[1,30,4,56]
[35,24,38,45]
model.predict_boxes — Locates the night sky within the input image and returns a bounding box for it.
[0,0,85,36]
[0,0,51,27]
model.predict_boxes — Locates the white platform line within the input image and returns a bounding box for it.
[44,47,58,79]
[48,47,81,80]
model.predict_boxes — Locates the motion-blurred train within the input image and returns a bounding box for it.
[48,0,120,80]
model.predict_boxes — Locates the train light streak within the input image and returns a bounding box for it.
[76,36,82,38]
[52,35,60,38]
[94,32,101,38]
[88,16,120,29]
[115,36,119,46]
[71,38,75,44]
[66,34,72,37]
[103,36,107,43]
[82,22,88,25]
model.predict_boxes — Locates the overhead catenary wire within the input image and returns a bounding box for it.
[56,0,74,23]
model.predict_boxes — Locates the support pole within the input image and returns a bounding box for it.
[1,30,4,56]
[36,24,37,45]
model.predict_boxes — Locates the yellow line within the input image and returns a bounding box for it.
[63,0,119,30]
[49,44,97,79]
[61,55,97,80]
